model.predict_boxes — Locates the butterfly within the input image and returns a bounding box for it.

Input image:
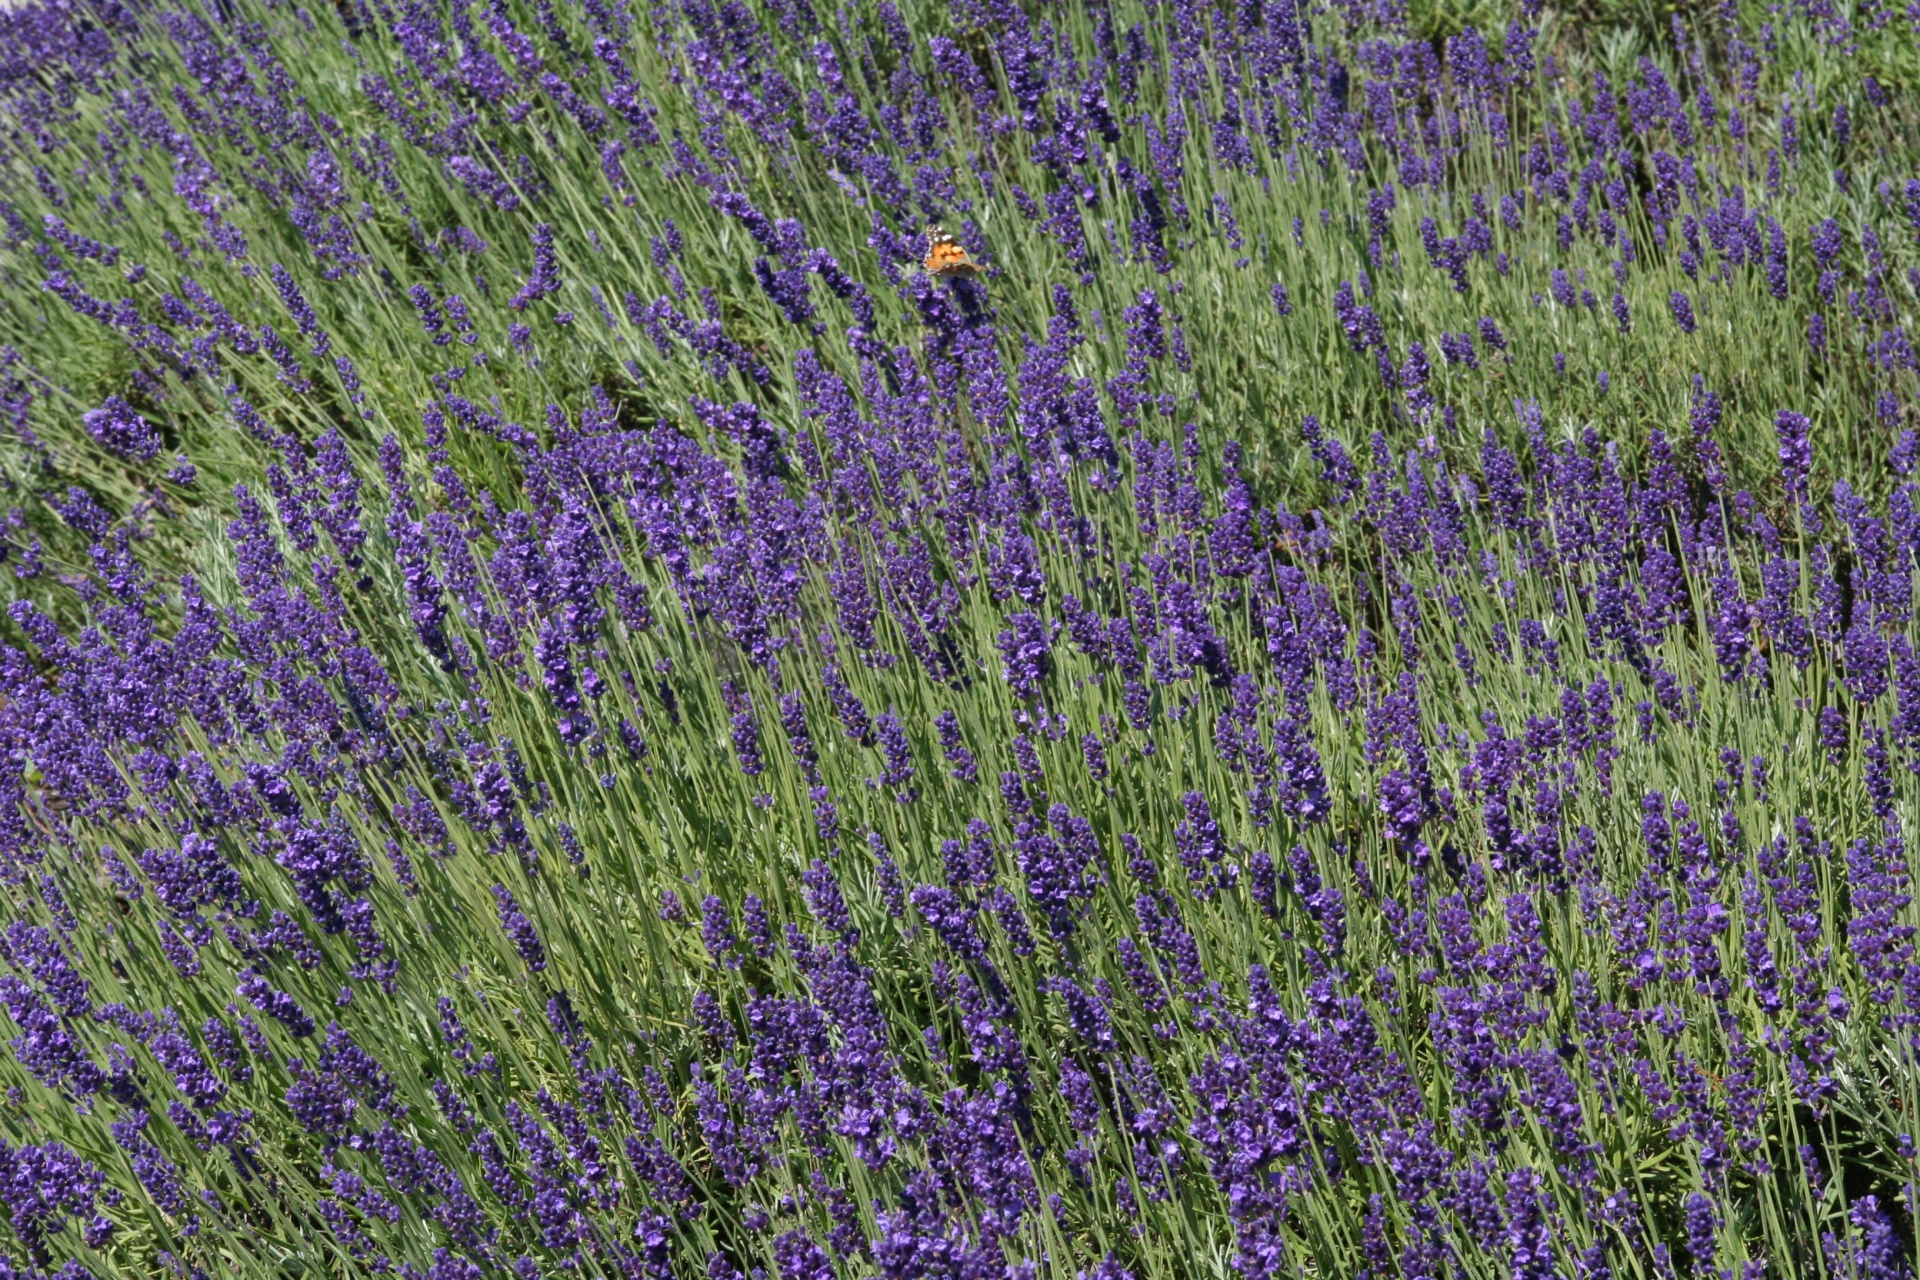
[923,225,983,279]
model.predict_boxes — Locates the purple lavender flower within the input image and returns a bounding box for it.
[934,710,978,783]
[1504,1167,1556,1278]
[779,693,819,782]
[1818,704,1850,764]
[1775,410,1813,499]
[997,612,1052,701]
[509,223,561,311]
[742,896,774,959]
[875,710,916,799]
[1378,769,1430,849]
[1332,281,1386,354]
[3,924,89,1017]
[111,1110,192,1217]
[1274,717,1330,823]
[796,861,851,939]
[491,885,548,972]
[1173,791,1229,896]
[1401,342,1435,419]
[1081,733,1109,783]
[236,969,315,1039]
[1669,291,1697,333]
[1439,331,1478,368]
[0,1135,108,1254]
[83,395,161,461]
[730,710,765,780]
[1300,415,1359,501]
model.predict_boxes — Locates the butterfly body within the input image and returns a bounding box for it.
[923,224,982,279]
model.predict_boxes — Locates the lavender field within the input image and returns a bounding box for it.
[0,0,1917,1274]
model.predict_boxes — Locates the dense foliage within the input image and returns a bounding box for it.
[0,0,1918,1276]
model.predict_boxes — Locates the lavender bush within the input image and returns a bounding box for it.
[0,0,1916,1276]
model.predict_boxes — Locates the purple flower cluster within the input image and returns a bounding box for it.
[81,395,161,462]
[491,886,548,973]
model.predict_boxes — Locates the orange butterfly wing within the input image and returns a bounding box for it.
[923,229,981,279]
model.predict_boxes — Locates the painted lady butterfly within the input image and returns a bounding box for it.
[923,224,982,279]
